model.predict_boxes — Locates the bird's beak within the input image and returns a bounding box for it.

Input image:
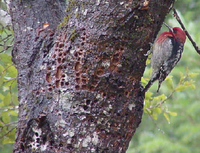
[163,22,173,32]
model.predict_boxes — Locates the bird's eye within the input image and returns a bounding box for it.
[173,30,177,33]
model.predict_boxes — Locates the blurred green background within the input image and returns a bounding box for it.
[0,0,200,152]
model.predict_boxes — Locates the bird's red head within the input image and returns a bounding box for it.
[156,23,186,44]
[170,27,186,44]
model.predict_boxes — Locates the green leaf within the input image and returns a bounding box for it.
[0,74,4,87]
[175,85,186,91]
[11,79,17,89]
[141,77,148,84]
[166,76,174,90]
[0,53,12,64]
[190,84,196,89]
[146,58,151,65]
[9,110,18,116]
[0,64,4,73]
[11,94,19,105]
[4,79,17,88]
[2,112,10,124]
[144,100,150,108]
[188,73,199,78]
[3,92,11,106]
[7,128,16,140]
[7,65,17,78]
[0,102,5,107]
[145,91,153,100]
[0,93,4,101]
[2,137,14,144]
[184,81,191,86]
[168,111,177,116]
[145,108,151,114]
[153,94,166,102]
[165,75,173,81]
[179,72,185,82]
[152,113,158,120]
[164,112,170,124]
[153,107,162,114]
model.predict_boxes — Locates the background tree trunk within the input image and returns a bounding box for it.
[10,0,174,152]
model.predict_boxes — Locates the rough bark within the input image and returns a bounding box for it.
[10,0,174,152]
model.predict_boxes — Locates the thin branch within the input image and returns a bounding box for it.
[0,127,16,140]
[173,8,200,54]
[152,90,175,108]
[1,64,14,75]
[0,121,17,127]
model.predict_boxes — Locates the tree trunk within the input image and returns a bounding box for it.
[10,0,174,152]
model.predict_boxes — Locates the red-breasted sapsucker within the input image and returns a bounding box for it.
[144,23,186,92]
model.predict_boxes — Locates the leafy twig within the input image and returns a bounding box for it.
[152,90,175,108]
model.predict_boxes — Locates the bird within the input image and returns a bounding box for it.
[143,23,186,92]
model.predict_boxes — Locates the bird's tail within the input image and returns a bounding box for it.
[156,75,166,92]
[157,82,161,92]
